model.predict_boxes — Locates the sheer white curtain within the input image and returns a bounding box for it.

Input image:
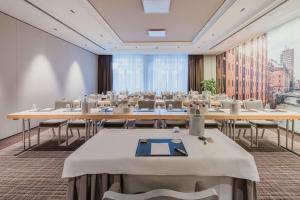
[112,54,188,93]
[112,55,144,92]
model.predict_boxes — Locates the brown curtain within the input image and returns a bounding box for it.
[188,55,204,92]
[98,55,113,93]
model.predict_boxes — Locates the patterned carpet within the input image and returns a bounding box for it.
[0,129,299,200]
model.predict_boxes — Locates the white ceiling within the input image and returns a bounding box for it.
[88,0,224,42]
[0,0,300,55]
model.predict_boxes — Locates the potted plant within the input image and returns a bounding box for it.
[201,79,216,95]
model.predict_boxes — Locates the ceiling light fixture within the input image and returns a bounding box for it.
[240,8,245,12]
[148,29,166,37]
[142,0,171,14]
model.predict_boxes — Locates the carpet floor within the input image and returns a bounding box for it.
[0,128,299,200]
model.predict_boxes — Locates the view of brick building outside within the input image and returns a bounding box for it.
[267,59,290,93]
[216,34,267,102]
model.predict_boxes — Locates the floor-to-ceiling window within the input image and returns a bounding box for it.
[112,54,188,93]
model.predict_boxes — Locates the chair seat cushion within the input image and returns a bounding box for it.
[135,120,156,127]
[39,119,67,127]
[204,120,219,129]
[235,121,252,128]
[249,120,278,128]
[67,120,86,128]
[103,119,126,128]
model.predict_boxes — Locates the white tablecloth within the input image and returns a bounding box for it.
[62,129,259,182]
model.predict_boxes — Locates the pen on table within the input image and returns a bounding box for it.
[174,148,187,155]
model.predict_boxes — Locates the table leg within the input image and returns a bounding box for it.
[291,120,295,151]
[22,119,26,150]
[85,120,89,141]
[15,119,36,156]
[28,119,31,147]
[233,120,236,141]
[286,120,289,149]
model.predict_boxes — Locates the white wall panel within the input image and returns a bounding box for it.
[0,13,98,139]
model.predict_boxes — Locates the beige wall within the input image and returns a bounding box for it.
[203,55,217,80]
[0,13,98,139]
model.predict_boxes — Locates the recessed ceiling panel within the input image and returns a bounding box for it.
[89,0,225,43]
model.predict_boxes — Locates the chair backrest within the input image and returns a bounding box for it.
[138,100,155,109]
[163,94,174,100]
[220,100,233,109]
[54,100,73,109]
[244,99,263,110]
[165,100,182,109]
[144,94,155,100]
[103,187,218,200]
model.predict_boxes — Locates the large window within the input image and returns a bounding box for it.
[112,54,188,93]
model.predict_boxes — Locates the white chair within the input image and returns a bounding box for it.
[37,100,72,145]
[135,100,156,128]
[164,100,187,128]
[244,99,280,147]
[102,182,218,200]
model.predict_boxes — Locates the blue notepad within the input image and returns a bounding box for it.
[135,139,188,157]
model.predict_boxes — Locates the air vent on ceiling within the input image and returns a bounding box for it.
[148,29,166,37]
[142,0,171,14]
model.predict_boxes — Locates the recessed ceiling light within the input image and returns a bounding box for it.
[100,34,104,37]
[53,28,58,31]
[240,8,245,12]
[148,29,166,37]
[142,0,171,14]
[211,33,215,37]
[70,9,76,14]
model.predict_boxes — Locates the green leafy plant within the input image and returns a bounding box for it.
[201,79,216,94]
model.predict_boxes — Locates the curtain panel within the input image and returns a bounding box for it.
[188,55,204,92]
[112,54,188,93]
[98,55,113,93]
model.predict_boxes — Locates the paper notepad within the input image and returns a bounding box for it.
[151,143,170,155]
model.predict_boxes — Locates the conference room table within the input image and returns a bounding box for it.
[62,129,259,200]
[7,108,300,152]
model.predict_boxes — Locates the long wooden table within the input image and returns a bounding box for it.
[7,108,300,154]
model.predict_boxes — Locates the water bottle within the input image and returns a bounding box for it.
[81,95,89,114]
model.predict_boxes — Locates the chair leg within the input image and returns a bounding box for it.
[277,128,281,147]
[256,127,259,147]
[237,129,241,138]
[261,129,265,138]
[70,128,74,137]
[52,128,56,137]
[77,129,81,138]
[37,127,41,145]
[243,129,246,137]
[58,127,61,145]
[66,127,69,147]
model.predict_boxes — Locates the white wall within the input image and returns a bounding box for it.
[203,55,216,80]
[0,13,98,139]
